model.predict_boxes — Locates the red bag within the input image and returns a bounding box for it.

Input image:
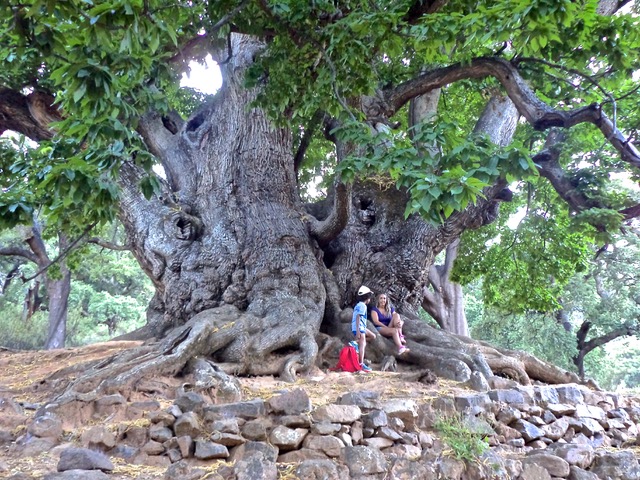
[331,342,362,373]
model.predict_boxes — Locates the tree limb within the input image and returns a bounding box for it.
[166,0,250,67]
[533,130,602,213]
[421,285,437,308]
[426,265,442,293]
[621,204,640,221]
[294,111,326,174]
[0,246,39,264]
[137,110,187,192]
[403,0,450,23]
[23,223,96,282]
[0,88,58,141]
[442,238,460,277]
[24,226,50,266]
[381,57,640,169]
[1,262,22,294]
[308,119,352,245]
[308,182,351,246]
[86,238,131,251]
[575,320,592,351]
[581,324,638,356]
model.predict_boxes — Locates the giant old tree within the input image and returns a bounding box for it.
[1,0,639,400]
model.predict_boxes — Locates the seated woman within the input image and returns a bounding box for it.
[370,293,409,355]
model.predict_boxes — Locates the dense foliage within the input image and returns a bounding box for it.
[465,229,640,390]
[2,0,639,229]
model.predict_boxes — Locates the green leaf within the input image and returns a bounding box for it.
[73,82,87,103]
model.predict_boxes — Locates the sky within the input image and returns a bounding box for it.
[180,55,221,95]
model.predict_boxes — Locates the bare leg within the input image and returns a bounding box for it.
[361,329,376,363]
[378,325,403,349]
[356,331,366,364]
[392,313,406,344]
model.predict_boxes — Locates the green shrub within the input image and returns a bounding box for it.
[434,413,489,462]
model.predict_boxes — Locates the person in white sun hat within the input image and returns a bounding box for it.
[351,285,376,372]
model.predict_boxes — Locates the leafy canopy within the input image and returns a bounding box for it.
[0,0,639,232]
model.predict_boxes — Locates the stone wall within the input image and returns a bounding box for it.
[6,381,640,479]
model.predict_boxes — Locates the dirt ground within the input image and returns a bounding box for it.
[0,341,457,479]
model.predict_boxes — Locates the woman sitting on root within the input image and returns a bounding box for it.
[370,293,409,355]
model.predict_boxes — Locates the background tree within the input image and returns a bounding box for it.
[0,223,153,349]
[464,229,640,389]
[0,0,639,400]
[423,239,470,336]
[0,222,71,348]
[567,230,640,378]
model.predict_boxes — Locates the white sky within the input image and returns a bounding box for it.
[180,55,221,94]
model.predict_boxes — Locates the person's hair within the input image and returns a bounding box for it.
[376,293,392,316]
[357,292,372,303]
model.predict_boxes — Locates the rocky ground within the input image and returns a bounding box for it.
[2,341,640,479]
[0,342,452,479]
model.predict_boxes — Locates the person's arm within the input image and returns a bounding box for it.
[371,309,383,328]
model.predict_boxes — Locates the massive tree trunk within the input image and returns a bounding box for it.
[117,36,326,380]
[2,35,591,401]
[81,35,572,392]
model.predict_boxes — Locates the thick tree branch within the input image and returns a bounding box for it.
[294,111,326,174]
[0,246,38,264]
[308,182,351,247]
[576,320,592,351]
[593,271,611,300]
[137,109,186,192]
[403,0,449,23]
[426,266,442,294]
[421,286,437,309]
[1,262,22,294]
[533,130,602,213]
[0,89,60,140]
[620,204,640,220]
[598,0,631,15]
[167,0,250,67]
[581,324,639,356]
[534,130,640,222]
[308,119,352,245]
[442,238,460,277]
[381,57,640,169]
[22,224,96,282]
[24,226,50,266]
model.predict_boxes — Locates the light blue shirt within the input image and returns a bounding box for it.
[352,301,367,333]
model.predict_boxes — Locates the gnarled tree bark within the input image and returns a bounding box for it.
[8,31,629,403]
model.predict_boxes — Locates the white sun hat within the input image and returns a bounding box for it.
[358,285,372,295]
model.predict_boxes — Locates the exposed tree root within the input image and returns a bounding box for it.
[48,305,321,408]
[349,313,585,388]
[477,341,581,385]
[41,304,587,417]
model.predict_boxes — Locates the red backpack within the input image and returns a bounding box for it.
[331,342,362,373]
